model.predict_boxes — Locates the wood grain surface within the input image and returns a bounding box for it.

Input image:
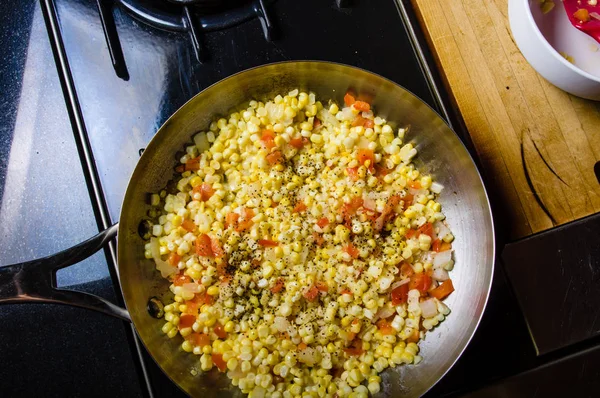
[409,0,600,239]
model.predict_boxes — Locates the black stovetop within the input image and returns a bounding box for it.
[2,0,600,397]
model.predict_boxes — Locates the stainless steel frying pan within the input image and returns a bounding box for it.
[0,61,495,397]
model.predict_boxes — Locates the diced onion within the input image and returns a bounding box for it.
[298,347,320,366]
[228,368,245,379]
[150,237,176,278]
[378,276,393,292]
[408,187,426,197]
[434,221,450,240]
[375,306,397,320]
[193,132,210,152]
[274,316,290,332]
[433,250,453,269]
[419,298,438,319]
[300,246,309,263]
[341,107,355,121]
[264,247,277,262]
[182,283,202,294]
[357,137,371,149]
[430,182,444,194]
[363,198,376,211]
[431,268,449,282]
[390,278,410,290]
[317,108,340,129]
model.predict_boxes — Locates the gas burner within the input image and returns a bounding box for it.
[95,0,274,79]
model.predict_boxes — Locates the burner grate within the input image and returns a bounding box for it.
[95,0,275,78]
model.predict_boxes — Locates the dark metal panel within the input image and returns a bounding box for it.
[463,345,600,398]
[503,213,600,355]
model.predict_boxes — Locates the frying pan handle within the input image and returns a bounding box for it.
[0,224,130,322]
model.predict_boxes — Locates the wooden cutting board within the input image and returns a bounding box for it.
[409,0,600,239]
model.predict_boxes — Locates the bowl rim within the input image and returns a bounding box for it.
[523,0,600,83]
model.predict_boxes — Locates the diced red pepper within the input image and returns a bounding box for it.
[216,262,227,279]
[298,342,308,350]
[374,194,401,231]
[236,219,254,232]
[261,129,276,150]
[341,196,364,227]
[346,167,360,182]
[266,150,283,165]
[352,115,366,127]
[406,328,420,343]
[258,239,278,247]
[242,208,254,219]
[357,149,375,168]
[184,297,200,314]
[168,252,181,267]
[270,278,285,293]
[195,234,213,257]
[236,208,255,232]
[391,283,409,305]
[313,118,322,128]
[429,279,455,300]
[212,353,227,372]
[173,274,191,286]
[344,339,364,356]
[364,119,374,129]
[315,281,329,292]
[196,292,214,306]
[409,273,432,294]
[175,157,200,173]
[343,244,360,259]
[213,322,227,339]
[417,222,434,238]
[293,201,307,213]
[409,181,422,189]
[374,163,391,177]
[376,319,395,335]
[340,288,352,295]
[399,262,414,279]
[187,333,211,347]
[343,197,364,216]
[181,219,196,232]
[312,231,325,246]
[193,183,215,202]
[344,92,356,106]
[316,217,329,228]
[432,239,452,252]
[186,157,200,170]
[303,285,319,302]
[225,212,240,229]
[211,238,224,257]
[353,101,371,112]
[289,137,305,149]
[179,314,196,329]
[405,229,418,239]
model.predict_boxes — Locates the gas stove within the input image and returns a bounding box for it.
[0,0,539,397]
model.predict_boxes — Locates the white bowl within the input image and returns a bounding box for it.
[508,0,600,100]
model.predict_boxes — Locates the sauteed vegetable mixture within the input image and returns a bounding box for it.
[145,90,456,397]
